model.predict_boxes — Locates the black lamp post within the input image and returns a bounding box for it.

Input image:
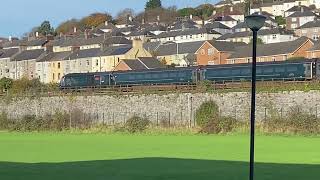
[245,14,266,180]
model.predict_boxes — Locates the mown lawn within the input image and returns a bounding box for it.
[0,132,319,180]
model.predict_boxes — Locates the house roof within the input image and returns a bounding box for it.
[214,15,237,22]
[128,30,155,37]
[297,20,320,29]
[287,11,316,17]
[2,40,22,48]
[0,48,19,59]
[21,39,47,47]
[143,41,162,52]
[138,57,165,69]
[154,41,205,56]
[37,51,72,62]
[286,5,312,12]
[171,20,198,31]
[100,45,132,56]
[207,40,246,52]
[13,49,45,61]
[122,59,147,70]
[154,28,220,39]
[215,0,232,6]
[204,22,231,30]
[307,41,320,51]
[232,21,275,30]
[228,37,311,59]
[218,28,293,40]
[67,48,101,60]
[98,22,117,30]
[252,11,274,17]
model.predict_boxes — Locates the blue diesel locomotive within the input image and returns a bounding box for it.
[60,59,319,89]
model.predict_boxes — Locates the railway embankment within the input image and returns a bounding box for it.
[1,90,320,125]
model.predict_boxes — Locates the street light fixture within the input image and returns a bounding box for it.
[245,14,266,180]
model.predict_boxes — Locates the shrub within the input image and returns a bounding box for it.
[125,116,150,133]
[0,112,9,130]
[51,111,70,131]
[195,101,219,128]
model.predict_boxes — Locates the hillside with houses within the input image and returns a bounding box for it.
[0,0,320,84]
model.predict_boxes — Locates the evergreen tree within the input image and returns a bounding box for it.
[145,0,162,10]
[37,21,54,36]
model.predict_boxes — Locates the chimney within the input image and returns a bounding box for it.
[157,15,160,22]
[84,30,88,39]
[129,16,133,22]
[105,21,108,26]
[212,10,216,16]
[301,7,304,13]
[190,14,193,20]
[132,38,143,49]
[8,36,12,42]
[35,31,39,38]
[230,6,233,12]
[142,18,145,24]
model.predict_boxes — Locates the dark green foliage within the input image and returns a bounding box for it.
[286,56,305,61]
[249,37,264,45]
[275,16,286,25]
[195,101,219,128]
[196,101,237,134]
[178,8,197,17]
[264,107,320,134]
[0,112,9,130]
[37,21,55,36]
[145,0,162,10]
[0,77,13,92]
[125,116,150,133]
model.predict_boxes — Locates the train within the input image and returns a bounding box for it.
[59,59,320,89]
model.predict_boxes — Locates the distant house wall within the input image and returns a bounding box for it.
[196,41,231,65]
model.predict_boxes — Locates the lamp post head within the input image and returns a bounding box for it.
[245,15,266,31]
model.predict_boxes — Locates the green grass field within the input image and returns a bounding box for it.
[0,132,319,180]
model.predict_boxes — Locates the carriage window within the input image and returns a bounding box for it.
[241,68,251,75]
[231,69,240,75]
[287,66,298,72]
[152,73,159,78]
[162,73,169,78]
[137,74,144,79]
[256,69,262,74]
[263,68,274,73]
[145,73,152,79]
[275,67,285,73]
[169,72,176,78]
[179,72,186,77]
[129,75,135,80]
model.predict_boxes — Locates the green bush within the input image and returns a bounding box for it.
[0,78,13,92]
[195,101,219,128]
[125,116,150,133]
[0,112,9,130]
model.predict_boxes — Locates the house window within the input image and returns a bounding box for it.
[52,73,55,80]
[314,29,319,32]
[57,62,61,69]
[291,24,297,29]
[118,57,120,63]
[291,18,296,22]
[246,58,251,63]
[190,35,193,39]
[231,59,235,64]
[87,60,90,66]
[52,63,55,68]
[58,73,61,80]
[302,30,307,34]
[201,49,205,55]
[272,57,276,62]
[313,35,319,41]
[208,48,214,55]
[272,34,277,39]
[96,60,99,66]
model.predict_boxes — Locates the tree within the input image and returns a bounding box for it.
[116,8,135,24]
[80,12,113,29]
[37,21,55,36]
[275,16,286,25]
[56,19,80,34]
[249,37,264,45]
[145,0,162,10]
[0,77,13,92]
[178,8,197,17]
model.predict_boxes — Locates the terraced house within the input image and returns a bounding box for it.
[0,48,19,79]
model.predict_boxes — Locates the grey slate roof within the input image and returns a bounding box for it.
[13,49,45,61]
[204,22,230,30]
[103,36,132,45]
[100,45,132,56]
[307,41,320,51]
[207,41,246,52]
[232,22,275,30]
[155,28,220,39]
[2,40,22,48]
[122,59,148,70]
[214,15,236,22]
[138,57,165,69]
[171,20,198,31]
[297,20,320,29]
[0,48,19,59]
[67,48,101,60]
[143,41,162,52]
[218,28,293,40]
[21,39,47,46]
[154,41,205,56]
[287,11,316,17]
[228,37,310,59]
[128,30,155,37]
[37,51,72,62]
[285,5,312,12]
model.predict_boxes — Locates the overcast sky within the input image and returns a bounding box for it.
[0,0,218,37]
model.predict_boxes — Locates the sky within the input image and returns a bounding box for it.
[0,0,218,38]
